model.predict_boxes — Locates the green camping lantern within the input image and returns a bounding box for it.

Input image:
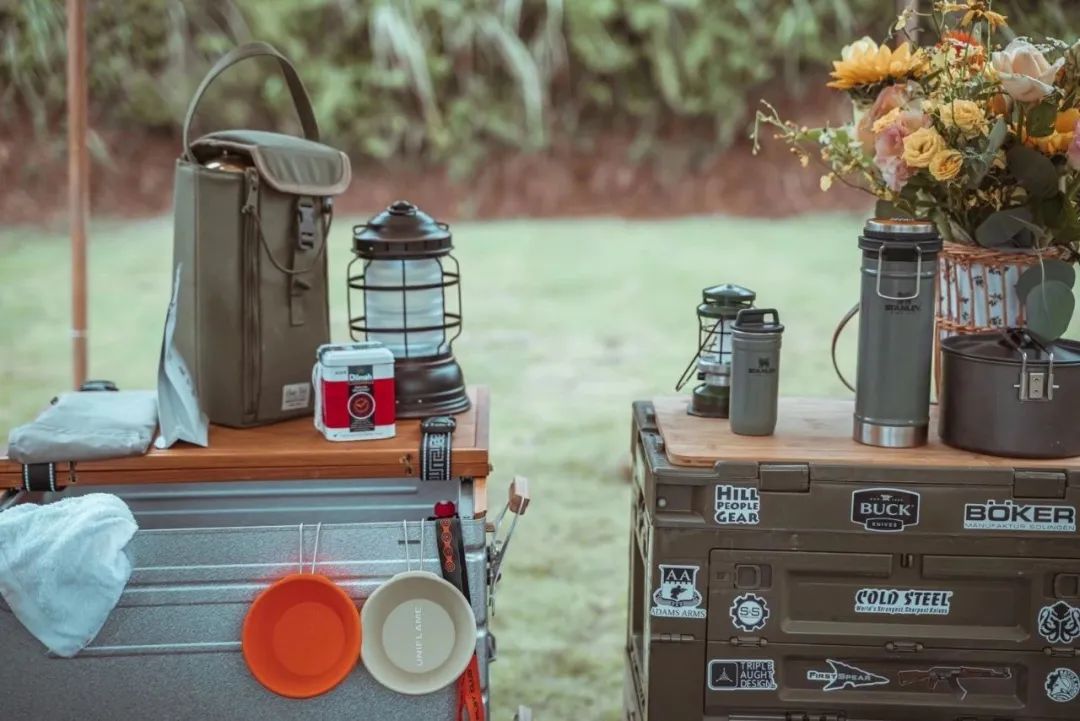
[676,284,756,418]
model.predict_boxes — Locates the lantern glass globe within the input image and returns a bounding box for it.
[364,258,446,358]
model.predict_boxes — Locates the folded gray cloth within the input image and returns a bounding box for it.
[7,391,158,464]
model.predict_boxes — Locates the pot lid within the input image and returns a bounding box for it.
[942,330,1080,365]
[353,200,452,258]
[700,284,756,319]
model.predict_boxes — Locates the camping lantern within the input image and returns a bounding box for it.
[348,201,469,418]
[675,284,756,418]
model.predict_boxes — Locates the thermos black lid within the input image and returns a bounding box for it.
[733,308,784,334]
[860,217,942,253]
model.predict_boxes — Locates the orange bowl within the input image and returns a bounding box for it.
[242,574,361,698]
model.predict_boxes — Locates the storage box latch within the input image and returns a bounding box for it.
[1013,470,1067,499]
[759,463,810,493]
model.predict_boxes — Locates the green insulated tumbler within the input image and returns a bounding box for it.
[730,308,784,436]
[854,219,942,447]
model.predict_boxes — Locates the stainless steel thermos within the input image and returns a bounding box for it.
[853,218,942,447]
[730,308,784,436]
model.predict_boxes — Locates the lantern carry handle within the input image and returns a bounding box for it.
[675,319,722,392]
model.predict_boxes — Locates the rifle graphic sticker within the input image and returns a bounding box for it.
[806,660,889,692]
[897,666,1012,700]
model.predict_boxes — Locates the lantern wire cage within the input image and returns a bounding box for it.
[675,318,729,392]
[346,254,463,359]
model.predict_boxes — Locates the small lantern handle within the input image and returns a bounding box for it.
[675,319,722,392]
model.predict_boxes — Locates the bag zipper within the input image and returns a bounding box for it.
[242,169,262,421]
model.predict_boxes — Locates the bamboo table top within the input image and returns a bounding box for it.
[653,395,1080,470]
[0,387,490,489]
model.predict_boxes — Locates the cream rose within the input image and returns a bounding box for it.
[939,100,989,137]
[991,39,1065,103]
[929,149,964,182]
[902,127,947,168]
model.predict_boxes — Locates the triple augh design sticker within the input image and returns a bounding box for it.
[729,593,769,632]
[964,499,1077,533]
[714,485,760,525]
[707,660,778,691]
[1046,668,1080,703]
[807,660,889,692]
[854,588,953,616]
[651,565,707,619]
[851,488,920,532]
[1038,601,1080,645]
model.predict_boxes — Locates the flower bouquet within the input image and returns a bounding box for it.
[755,1,1079,340]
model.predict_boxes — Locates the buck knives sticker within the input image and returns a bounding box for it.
[1046,668,1080,703]
[714,485,760,525]
[851,488,920,532]
[650,564,706,619]
[964,499,1077,533]
[1037,601,1080,645]
[807,660,889,692]
[708,660,777,691]
[729,593,769,633]
[854,588,953,616]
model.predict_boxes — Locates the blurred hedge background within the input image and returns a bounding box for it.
[4,0,1078,179]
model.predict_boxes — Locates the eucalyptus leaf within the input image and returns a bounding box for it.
[1025,279,1076,344]
[968,117,1008,189]
[1027,99,1058,138]
[975,207,1036,248]
[1015,259,1077,304]
[1007,145,1061,199]
[985,116,1008,156]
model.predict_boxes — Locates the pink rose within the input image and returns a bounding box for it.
[857,82,917,151]
[874,110,928,191]
[991,39,1065,103]
[1069,119,1080,170]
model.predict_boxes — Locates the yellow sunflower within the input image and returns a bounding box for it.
[828,38,927,91]
[940,2,1008,29]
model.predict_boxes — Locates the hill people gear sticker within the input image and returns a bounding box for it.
[707,660,777,691]
[850,488,920,532]
[1037,601,1080,645]
[1046,668,1080,703]
[964,499,1077,533]
[807,660,889,692]
[854,588,953,616]
[729,593,769,632]
[714,485,760,525]
[650,565,706,619]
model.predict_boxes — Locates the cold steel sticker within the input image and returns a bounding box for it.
[1038,601,1080,645]
[854,588,953,616]
[650,565,706,619]
[729,593,769,632]
[807,660,889,692]
[708,660,777,691]
[714,485,760,525]
[1046,668,1080,703]
[964,499,1077,533]
[851,488,920,532]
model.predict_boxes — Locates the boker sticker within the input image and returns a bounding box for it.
[729,593,769,632]
[807,660,889,692]
[964,499,1076,533]
[714,485,760,525]
[1046,668,1080,703]
[854,588,952,616]
[708,660,778,691]
[1037,601,1080,645]
[651,564,707,619]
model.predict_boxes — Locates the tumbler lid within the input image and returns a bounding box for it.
[733,308,784,334]
[860,217,942,252]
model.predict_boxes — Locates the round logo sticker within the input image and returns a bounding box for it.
[347,392,376,421]
[729,593,770,633]
[1046,668,1080,703]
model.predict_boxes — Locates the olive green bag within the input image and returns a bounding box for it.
[172,42,351,427]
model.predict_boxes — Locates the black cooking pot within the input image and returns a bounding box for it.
[940,330,1080,458]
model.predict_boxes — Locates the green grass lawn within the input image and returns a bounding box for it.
[1,212,880,719]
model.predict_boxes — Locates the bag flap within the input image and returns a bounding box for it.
[191,130,351,196]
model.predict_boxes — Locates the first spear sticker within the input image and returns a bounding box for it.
[851,488,920,532]
[651,565,707,619]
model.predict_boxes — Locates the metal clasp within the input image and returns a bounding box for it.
[875,244,923,301]
[1014,347,1059,402]
[488,476,530,616]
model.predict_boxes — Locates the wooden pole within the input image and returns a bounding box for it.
[67,0,89,388]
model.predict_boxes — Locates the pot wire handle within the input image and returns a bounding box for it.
[831,303,859,394]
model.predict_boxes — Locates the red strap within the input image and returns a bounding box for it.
[457,654,485,721]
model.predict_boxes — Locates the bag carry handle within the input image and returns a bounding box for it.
[830,303,859,393]
[182,41,320,161]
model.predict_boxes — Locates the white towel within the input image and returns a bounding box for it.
[0,494,137,657]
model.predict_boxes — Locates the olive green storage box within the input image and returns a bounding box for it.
[173,42,351,427]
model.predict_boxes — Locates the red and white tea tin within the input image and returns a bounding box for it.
[313,342,396,441]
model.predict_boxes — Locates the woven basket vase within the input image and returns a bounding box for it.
[934,241,1071,390]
